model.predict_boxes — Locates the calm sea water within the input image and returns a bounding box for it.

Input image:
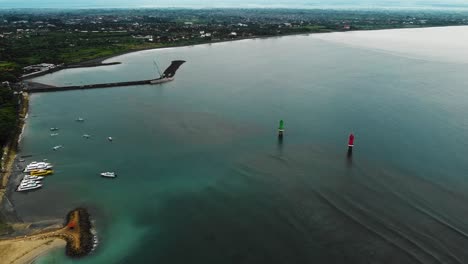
[12,28,468,263]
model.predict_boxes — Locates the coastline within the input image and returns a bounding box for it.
[96,25,468,65]
[3,24,467,263]
[0,237,66,264]
[0,92,29,206]
[0,208,94,264]
[20,24,467,81]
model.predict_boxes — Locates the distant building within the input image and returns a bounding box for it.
[23,63,56,73]
[1,81,11,89]
[133,35,153,41]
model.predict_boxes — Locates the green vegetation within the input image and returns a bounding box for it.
[2,8,466,83]
[0,88,18,148]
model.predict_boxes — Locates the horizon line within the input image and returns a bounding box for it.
[2,5,468,12]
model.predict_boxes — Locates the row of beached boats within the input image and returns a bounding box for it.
[17,161,54,192]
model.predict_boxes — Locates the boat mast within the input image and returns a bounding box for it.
[153,59,163,78]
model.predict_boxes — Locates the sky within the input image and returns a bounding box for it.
[1,0,468,9]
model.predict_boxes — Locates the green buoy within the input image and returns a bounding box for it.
[278,120,284,138]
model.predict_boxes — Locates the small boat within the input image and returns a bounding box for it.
[50,133,59,136]
[21,180,41,185]
[25,163,52,168]
[30,169,53,176]
[76,117,85,122]
[25,163,51,168]
[83,134,90,139]
[19,181,41,187]
[17,184,42,192]
[19,182,39,187]
[24,164,53,172]
[28,161,49,165]
[24,176,44,180]
[100,172,116,178]
[22,177,42,182]
[20,182,41,187]
[18,159,25,162]
[92,236,99,251]
[50,128,59,131]
[25,162,52,169]
[107,137,113,142]
[53,145,63,151]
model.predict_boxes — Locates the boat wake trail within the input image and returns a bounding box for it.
[225,144,468,263]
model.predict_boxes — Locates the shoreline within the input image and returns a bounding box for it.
[97,25,468,64]
[0,238,66,264]
[0,92,29,209]
[21,25,465,81]
[0,208,94,264]
[2,24,467,262]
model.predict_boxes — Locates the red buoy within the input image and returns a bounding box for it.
[348,134,355,147]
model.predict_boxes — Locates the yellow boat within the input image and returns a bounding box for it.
[30,169,53,176]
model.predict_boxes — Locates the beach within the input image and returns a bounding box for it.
[0,237,65,264]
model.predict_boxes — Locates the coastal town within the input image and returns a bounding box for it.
[1,9,468,83]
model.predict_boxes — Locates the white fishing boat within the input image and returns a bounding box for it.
[50,133,59,136]
[100,172,116,178]
[21,179,41,184]
[107,137,113,142]
[53,145,63,151]
[25,162,52,169]
[24,176,44,180]
[76,117,85,122]
[24,164,53,172]
[27,161,50,166]
[17,184,42,192]
[83,134,90,139]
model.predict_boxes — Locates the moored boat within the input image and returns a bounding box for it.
[24,164,53,172]
[53,145,63,151]
[100,172,116,178]
[17,184,43,192]
[30,169,53,176]
[24,175,45,180]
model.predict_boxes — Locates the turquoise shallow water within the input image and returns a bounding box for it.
[12,33,468,263]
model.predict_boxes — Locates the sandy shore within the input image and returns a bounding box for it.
[0,207,94,264]
[0,237,65,264]
[0,92,64,264]
[0,93,29,204]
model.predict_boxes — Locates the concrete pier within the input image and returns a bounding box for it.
[24,78,169,93]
